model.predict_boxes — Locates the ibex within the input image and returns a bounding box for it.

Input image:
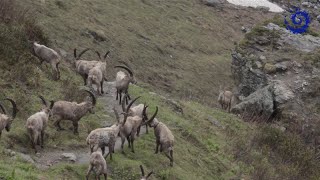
[0,98,17,138]
[51,90,96,135]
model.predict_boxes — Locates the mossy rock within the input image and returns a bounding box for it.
[264,63,277,74]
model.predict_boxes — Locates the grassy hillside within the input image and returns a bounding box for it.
[19,0,275,107]
[2,0,318,179]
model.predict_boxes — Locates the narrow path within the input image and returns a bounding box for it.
[32,81,146,170]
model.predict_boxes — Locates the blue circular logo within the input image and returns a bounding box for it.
[284,7,310,34]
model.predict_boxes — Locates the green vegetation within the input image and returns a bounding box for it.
[1,0,319,179]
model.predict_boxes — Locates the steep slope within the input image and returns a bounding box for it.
[20,0,275,106]
[3,0,314,179]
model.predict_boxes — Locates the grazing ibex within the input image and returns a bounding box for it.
[87,50,110,95]
[144,107,174,166]
[51,90,96,135]
[218,86,233,113]
[114,64,137,105]
[0,98,17,138]
[26,96,54,153]
[86,151,108,180]
[33,42,61,80]
[139,165,153,180]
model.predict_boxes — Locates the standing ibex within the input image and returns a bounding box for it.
[218,86,233,113]
[0,98,17,138]
[33,42,61,80]
[114,64,137,105]
[74,48,99,85]
[139,165,153,180]
[129,103,149,135]
[86,151,108,180]
[26,96,54,153]
[51,90,96,135]
[87,50,110,95]
[143,106,174,166]
[119,97,157,154]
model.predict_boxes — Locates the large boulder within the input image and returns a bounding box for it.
[231,81,294,120]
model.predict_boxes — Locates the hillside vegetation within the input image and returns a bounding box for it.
[1,0,319,179]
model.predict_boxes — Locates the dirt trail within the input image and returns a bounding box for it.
[32,81,146,170]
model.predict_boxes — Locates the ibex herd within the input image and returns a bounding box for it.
[2,41,235,179]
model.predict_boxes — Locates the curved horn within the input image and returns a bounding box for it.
[84,90,96,106]
[118,61,133,70]
[122,96,140,126]
[49,100,55,109]
[140,165,145,176]
[0,103,7,115]
[39,95,47,107]
[95,51,101,60]
[103,51,110,60]
[4,98,17,119]
[147,171,154,178]
[126,96,140,113]
[149,106,158,122]
[77,48,91,60]
[144,106,158,125]
[114,65,133,77]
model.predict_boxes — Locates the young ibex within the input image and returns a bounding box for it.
[74,48,99,85]
[26,96,54,153]
[129,103,149,135]
[51,90,96,135]
[0,98,17,138]
[119,96,157,153]
[139,165,153,180]
[33,42,61,80]
[114,64,137,105]
[144,107,174,166]
[86,50,110,95]
[218,86,233,113]
[86,151,108,180]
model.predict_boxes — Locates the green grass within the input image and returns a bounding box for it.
[18,0,239,107]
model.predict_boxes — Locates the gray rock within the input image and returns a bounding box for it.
[231,81,294,120]
[273,81,295,104]
[317,15,320,22]
[207,116,225,129]
[61,153,77,162]
[259,55,266,61]
[275,62,288,72]
[264,23,320,52]
[17,153,35,164]
[203,0,225,7]
[241,26,247,33]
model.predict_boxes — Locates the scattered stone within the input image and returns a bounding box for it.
[317,15,320,22]
[275,62,288,72]
[241,26,247,33]
[255,61,263,69]
[17,153,35,164]
[264,63,277,74]
[61,153,77,162]
[203,0,225,7]
[259,55,266,61]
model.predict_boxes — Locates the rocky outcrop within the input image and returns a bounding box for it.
[231,22,320,138]
[231,80,294,120]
